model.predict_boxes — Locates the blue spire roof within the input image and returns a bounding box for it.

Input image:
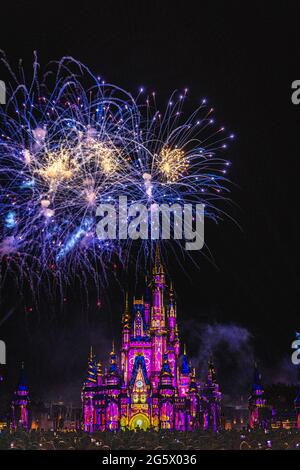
[161,354,172,375]
[130,355,149,385]
[18,363,28,391]
[253,363,263,391]
[131,303,148,334]
[108,344,119,375]
[181,353,190,374]
[144,281,150,303]
[295,388,300,404]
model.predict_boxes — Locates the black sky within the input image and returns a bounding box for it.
[0,2,299,404]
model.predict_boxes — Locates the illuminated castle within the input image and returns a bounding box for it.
[248,364,270,429]
[82,249,222,432]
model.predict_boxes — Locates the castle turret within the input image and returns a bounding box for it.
[202,359,222,431]
[151,244,166,315]
[166,282,178,388]
[188,368,201,430]
[86,347,97,384]
[97,360,103,386]
[248,363,268,429]
[150,245,167,389]
[105,342,121,430]
[159,354,175,429]
[144,278,150,325]
[121,293,130,384]
[174,324,180,356]
[178,345,191,397]
[159,353,173,388]
[82,347,97,432]
[11,362,30,431]
[133,301,145,338]
[167,282,176,342]
[107,342,119,384]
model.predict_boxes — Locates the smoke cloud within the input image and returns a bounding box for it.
[183,321,255,398]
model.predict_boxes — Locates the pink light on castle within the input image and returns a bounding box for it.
[248,363,269,429]
[11,362,29,431]
[81,247,222,432]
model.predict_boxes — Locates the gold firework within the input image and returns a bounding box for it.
[157,146,188,183]
[36,148,79,188]
[84,140,119,175]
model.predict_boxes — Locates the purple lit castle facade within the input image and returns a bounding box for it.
[248,364,270,429]
[82,251,222,432]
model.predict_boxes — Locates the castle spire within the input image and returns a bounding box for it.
[122,293,130,325]
[153,243,164,275]
[169,282,176,313]
[109,342,118,375]
[181,346,190,374]
[249,362,267,429]
[86,348,97,383]
[160,353,172,376]
[253,362,263,391]
[151,243,166,316]
[159,353,174,389]
[18,361,28,391]
[207,357,216,384]
[170,280,174,293]
[189,367,198,392]
[97,361,103,377]
[11,362,30,431]
[202,359,222,431]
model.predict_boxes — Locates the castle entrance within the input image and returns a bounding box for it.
[129,413,150,431]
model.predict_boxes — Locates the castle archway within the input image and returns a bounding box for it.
[129,413,150,431]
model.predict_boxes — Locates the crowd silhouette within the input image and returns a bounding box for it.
[0,428,299,450]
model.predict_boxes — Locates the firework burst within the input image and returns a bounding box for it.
[0,54,234,295]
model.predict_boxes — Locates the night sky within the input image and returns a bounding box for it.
[0,2,299,407]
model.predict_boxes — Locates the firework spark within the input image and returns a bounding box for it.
[157,146,188,183]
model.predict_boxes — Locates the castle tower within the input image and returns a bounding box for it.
[294,387,300,429]
[82,347,97,432]
[11,362,30,431]
[105,343,121,430]
[159,353,175,429]
[97,360,103,386]
[202,359,222,431]
[188,368,201,431]
[178,345,191,397]
[121,293,130,384]
[150,245,167,390]
[167,282,176,342]
[248,363,268,429]
[144,278,150,325]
